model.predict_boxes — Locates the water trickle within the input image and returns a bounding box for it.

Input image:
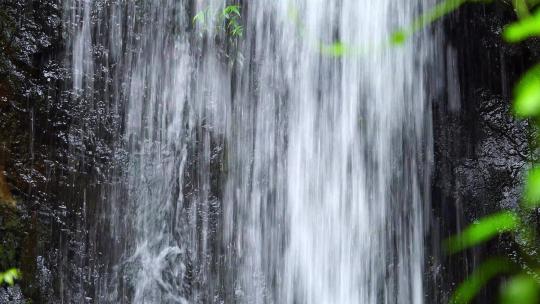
[63,0,438,303]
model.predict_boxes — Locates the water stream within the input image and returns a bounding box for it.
[63,0,438,303]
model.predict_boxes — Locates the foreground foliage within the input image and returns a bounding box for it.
[0,268,20,286]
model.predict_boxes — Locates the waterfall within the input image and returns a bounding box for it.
[63,0,437,303]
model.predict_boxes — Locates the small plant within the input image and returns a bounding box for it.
[193,4,244,64]
[193,4,243,39]
[221,5,243,38]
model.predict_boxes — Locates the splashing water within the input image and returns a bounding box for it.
[63,0,438,303]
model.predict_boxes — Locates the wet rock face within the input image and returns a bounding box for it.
[429,3,534,303]
[0,0,77,302]
[0,0,63,190]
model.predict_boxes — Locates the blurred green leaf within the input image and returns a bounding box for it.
[503,10,540,42]
[445,211,520,254]
[193,10,206,25]
[524,167,540,207]
[0,268,21,286]
[391,0,469,45]
[513,0,531,19]
[451,258,514,304]
[513,64,540,117]
[320,42,348,57]
[525,0,540,8]
[501,274,539,304]
[412,0,468,31]
[391,0,494,45]
[390,31,408,46]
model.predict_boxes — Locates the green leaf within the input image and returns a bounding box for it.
[390,30,408,46]
[527,0,540,8]
[223,5,240,17]
[412,0,468,31]
[320,42,348,57]
[445,211,520,254]
[513,0,531,19]
[524,167,540,207]
[0,268,21,286]
[503,10,540,43]
[501,274,540,304]
[391,0,493,45]
[451,257,514,304]
[513,64,540,118]
[222,5,241,19]
[193,10,206,25]
[232,25,243,37]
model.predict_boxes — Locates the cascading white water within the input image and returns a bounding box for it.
[63,0,437,303]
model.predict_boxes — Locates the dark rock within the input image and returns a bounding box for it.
[0,0,89,302]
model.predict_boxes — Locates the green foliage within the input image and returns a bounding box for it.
[503,9,540,42]
[450,258,515,304]
[221,5,243,38]
[500,275,540,304]
[320,42,348,57]
[193,4,243,39]
[408,0,470,35]
[392,0,491,46]
[0,268,20,286]
[524,167,540,207]
[192,4,244,65]
[444,211,520,254]
[513,0,533,18]
[513,64,540,117]
[392,0,540,46]
[390,31,408,45]
[193,9,207,26]
[222,5,240,18]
